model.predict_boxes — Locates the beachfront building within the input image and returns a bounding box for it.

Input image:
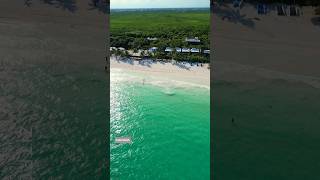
[191,48,200,53]
[185,37,201,44]
[148,47,158,53]
[130,49,143,57]
[110,47,117,51]
[182,48,191,53]
[203,50,210,54]
[176,47,182,53]
[118,47,126,51]
[147,37,158,41]
[165,47,174,52]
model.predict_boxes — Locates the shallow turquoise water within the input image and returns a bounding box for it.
[110,69,210,179]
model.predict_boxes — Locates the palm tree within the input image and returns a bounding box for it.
[154,52,160,60]
[115,49,121,59]
[119,50,125,60]
[177,53,184,62]
[124,50,130,58]
[140,51,145,59]
[110,48,116,56]
[146,51,152,58]
[172,52,177,61]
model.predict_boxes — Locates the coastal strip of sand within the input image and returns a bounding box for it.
[110,56,210,88]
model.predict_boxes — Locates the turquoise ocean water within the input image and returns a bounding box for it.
[110,68,210,179]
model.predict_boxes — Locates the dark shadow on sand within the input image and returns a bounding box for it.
[23,0,77,12]
[311,16,320,26]
[213,3,255,29]
[138,59,152,68]
[113,56,199,71]
[115,57,134,65]
[24,0,32,7]
[172,62,191,70]
[88,0,109,14]
[24,0,108,13]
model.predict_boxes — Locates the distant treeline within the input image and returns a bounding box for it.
[111,10,210,63]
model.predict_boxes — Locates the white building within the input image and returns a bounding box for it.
[110,47,117,51]
[185,37,201,43]
[191,48,200,53]
[147,37,158,41]
[203,50,210,54]
[165,47,174,52]
[148,47,158,52]
[175,47,182,53]
[182,48,191,53]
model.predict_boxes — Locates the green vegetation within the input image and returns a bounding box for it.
[110,9,210,62]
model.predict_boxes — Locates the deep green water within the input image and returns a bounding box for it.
[110,69,210,179]
[1,59,108,179]
[213,80,320,180]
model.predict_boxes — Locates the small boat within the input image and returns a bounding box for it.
[165,92,175,96]
[115,137,132,144]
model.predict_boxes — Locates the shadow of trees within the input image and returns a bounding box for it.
[214,1,320,28]
[88,0,109,14]
[311,17,320,26]
[24,0,108,13]
[42,0,77,12]
[213,2,255,29]
[24,0,32,7]
[312,7,320,26]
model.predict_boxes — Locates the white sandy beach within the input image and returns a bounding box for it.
[110,56,210,87]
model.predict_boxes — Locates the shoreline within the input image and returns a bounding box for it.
[110,56,210,88]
